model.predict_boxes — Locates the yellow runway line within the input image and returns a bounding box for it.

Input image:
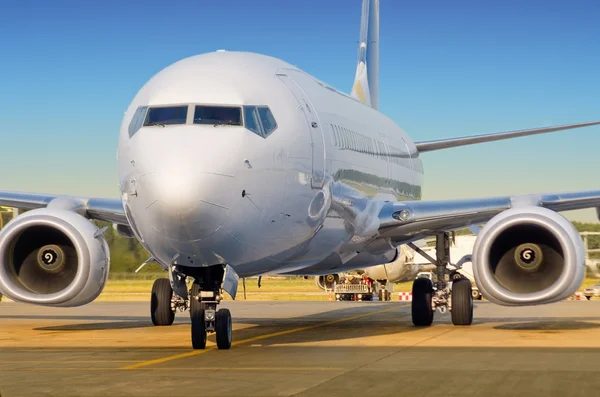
[122,304,410,370]
[0,366,347,372]
[0,360,141,364]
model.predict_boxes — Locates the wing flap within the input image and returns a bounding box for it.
[414,121,600,153]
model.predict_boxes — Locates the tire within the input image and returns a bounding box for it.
[191,309,207,349]
[451,278,474,326]
[151,278,175,326]
[215,308,232,350]
[190,282,206,319]
[412,278,434,326]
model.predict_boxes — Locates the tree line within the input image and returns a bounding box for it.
[1,210,600,273]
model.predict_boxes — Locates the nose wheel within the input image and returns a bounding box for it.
[155,264,236,350]
[190,303,232,350]
[215,308,232,349]
[189,281,233,350]
[191,308,207,349]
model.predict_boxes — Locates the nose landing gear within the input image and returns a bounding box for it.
[189,286,232,350]
[150,264,237,350]
[186,264,236,350]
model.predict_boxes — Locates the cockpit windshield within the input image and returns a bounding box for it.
[144,106,188,126]
[194,106,242,126]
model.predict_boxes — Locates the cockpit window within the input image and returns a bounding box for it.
[144,106,188,126]
[194,106,242,126]
[257,107,277,135]
[243,106,277,138]
[129,106,148,138]
[243,107,261,135]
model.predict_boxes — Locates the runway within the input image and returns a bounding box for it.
[3,300,600,396]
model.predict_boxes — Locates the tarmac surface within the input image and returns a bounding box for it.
[3,300,600,396]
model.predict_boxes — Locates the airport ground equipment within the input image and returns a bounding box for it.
[332,275,394,301]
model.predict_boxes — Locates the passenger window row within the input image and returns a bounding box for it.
[386,145,412,168]
[128,104,277,138]
[329,123,414,170]
[329,124,383,158]
[413,159,424,173]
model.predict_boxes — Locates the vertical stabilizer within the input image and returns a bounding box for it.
[350,0,379,110]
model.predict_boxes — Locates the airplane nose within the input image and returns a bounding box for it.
[137,167,234,242]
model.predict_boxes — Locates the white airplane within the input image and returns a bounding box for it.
[1,0,599,350]
[314,243,422,290]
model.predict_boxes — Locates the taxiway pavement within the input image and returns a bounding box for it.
[2,300,600,396]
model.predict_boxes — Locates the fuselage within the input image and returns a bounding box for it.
[117,51,424,278]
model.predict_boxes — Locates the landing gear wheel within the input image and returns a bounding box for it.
[151,278,175,326]
[215,308,232,350]
[451,278,473,325]
[411,278,434,326]
[191,309,207,349]
[190,282,206,319]
[378,290,390,301]
[450,271,463,280]
[471,289,482,300]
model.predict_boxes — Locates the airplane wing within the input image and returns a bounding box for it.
[415,121,600,153]
[0,191,127,225]
[378,190,600,242]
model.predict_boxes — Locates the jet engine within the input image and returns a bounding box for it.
[314,274,340,290]
[0,208,110,307]
[362,244,414,283]
[472,206,585,306]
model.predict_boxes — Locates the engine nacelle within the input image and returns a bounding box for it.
[362,244,412,282]
[315,274,340,290]
[0,208,110,307]
[472,206,585,306]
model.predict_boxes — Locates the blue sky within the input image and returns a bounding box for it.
[0,0,598,221]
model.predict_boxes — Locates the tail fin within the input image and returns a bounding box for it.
[350,0,379,110]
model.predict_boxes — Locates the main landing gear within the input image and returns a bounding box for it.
[150,264,235,350]
[408,232,474,327]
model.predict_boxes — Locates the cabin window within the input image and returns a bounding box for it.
[329,124,337,146]
[144,106,188,126]
[194,106,242,126]
[367,138,375,156]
